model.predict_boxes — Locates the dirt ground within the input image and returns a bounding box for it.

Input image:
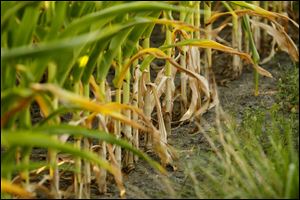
[26,51,297,199]
[92,51,297,199]
[25,21,298,198]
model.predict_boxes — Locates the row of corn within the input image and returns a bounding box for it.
[1,1,298,198]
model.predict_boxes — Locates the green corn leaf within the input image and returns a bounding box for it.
[97,27,134,82]
[1,18,153,61]
[2,125,166,174]
[1,2,38,29]
[242,14,260,62]
[35,124,166,174]
[123,11,161,59]
[1,130,116,175]
[36,106,81,126]
[13,3,41,47]
[45,2,68,41]
[1,161,47,176]
[61,1,190,37]
[81,41,108,85]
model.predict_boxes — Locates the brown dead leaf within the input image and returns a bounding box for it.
[250,20,299,62]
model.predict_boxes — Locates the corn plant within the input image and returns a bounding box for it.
[1,1,298,199]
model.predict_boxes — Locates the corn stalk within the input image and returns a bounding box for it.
[252,1,261,96]
[261,1,269,50]
[194,1,202,114]
[114,47,123,168]
[82,83,91,198]
[164,11,173,136]
[242,14,261,96]
[180,2,188,115]
[142,37,153,151]
[132,55,140,163]
[48,98,60,198]
[96,80,108,194]
[123,57,134,171]
[224,2,242,78]
[204,1,212,79]
[253,1,261,52]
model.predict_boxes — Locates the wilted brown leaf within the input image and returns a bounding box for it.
[250,20,299,62]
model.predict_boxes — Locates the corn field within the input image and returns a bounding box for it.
[1,1,299,199]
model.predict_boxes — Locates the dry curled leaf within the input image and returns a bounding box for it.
[250,20,299,62]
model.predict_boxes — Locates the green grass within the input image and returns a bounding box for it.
[277,64,299,113]
[183,107,299,198]
[182,64,299,199]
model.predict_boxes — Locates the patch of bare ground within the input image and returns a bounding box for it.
[94,51,297,199]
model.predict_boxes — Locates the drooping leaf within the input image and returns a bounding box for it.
[163,39,273,78]
[114,48,211,99]
[1,179,34,198]
[250,20,299,62]
[30,83,149,132]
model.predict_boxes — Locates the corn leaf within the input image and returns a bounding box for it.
[250,20,299,62]
[1,179,34,198]
[163,39,273,78]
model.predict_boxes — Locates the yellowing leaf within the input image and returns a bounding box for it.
[208,8,299,29]
[148,83,167,144]
[30,83,148,132]
[165,39,273,78]
[1,179,34,198]
[151,18,199,32]
[114,48,167,88]
[89,75,105,102]
[250,20,299,62]
[230,1,278,19]
[114,48,211,98]
[180,78,198,121]
[35,95,50,118]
